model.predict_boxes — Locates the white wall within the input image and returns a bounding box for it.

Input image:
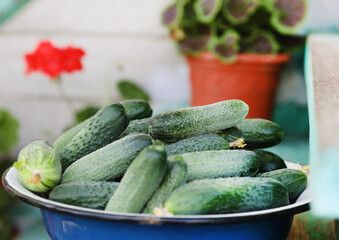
[0,0,190,154]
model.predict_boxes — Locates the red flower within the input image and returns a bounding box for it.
[24,41,85,79]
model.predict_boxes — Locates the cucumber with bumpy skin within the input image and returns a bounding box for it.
[171,150,259,181]
[254,149,287,173]
[143,157,188,214]
[121,99,153,120]
[165,177,289,215]
[49,181,119,209]
[236,118,284,148]
[150,100,249,143]
[256,169,307,201]
[118,117,152,139]
[105,145,167,213]
[14,140,61,192]
[59,103,129,170]
[53,119,88,156]
[164,134,229,156]
[61,133,152,183]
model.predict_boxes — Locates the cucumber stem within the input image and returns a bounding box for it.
[28,170,44,184]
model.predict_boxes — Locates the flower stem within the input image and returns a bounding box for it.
[53,77,75,113]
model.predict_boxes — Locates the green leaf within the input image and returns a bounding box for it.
[222,0,259,24]
[117,80,150,101]
[0,110,19,154]
[194,0,223,23]
[161,2,184,29]
[243,30,280,54]
[264,0,308,34]
[210,29,240,63]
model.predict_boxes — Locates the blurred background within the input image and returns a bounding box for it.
[0,0,338,239]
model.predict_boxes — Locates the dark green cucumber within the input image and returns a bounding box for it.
[254,149,287,173]
[164,134,229,156]
[236,118,284,148]
[150,100,249,143]
[118,117,152,139]
[216,126,243,142]
[143,157,188,214]
[165,177,289,215]
[53,119,89,156]
[59,103,129,170]
[61,133,152,183]
[121,99,153,120]
[49,181,119,209]
[172,150,259,181]
[105,145,167,213]
[256,169,307,201]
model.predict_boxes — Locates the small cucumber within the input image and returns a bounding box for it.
[49,181,119,209]
[53,119,88,156]
[256,169,307,201]
[216,126,243,142]
[165,177,289,215]
[14,140,61,192]
[61,133,152,183]
[59,103,129,170]
[254,149,287,173]
[143,157,188,214]
[164,134,229,156]
[171,150,259,181]
[121,99,153,120]
[105,145,167,213]
[236,118,284,148]
[150,100,249,143]
[118,117,152,139]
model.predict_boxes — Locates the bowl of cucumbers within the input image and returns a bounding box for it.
[2,99,310,240]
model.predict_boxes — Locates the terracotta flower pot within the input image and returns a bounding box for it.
[186,52,290,119]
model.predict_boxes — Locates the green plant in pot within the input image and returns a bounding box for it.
[162,0,307,119]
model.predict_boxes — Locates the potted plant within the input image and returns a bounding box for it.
[162,0,307,119]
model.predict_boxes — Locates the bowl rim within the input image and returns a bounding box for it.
[2,162,310,226]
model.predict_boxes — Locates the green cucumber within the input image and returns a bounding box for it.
[254,149,287,173]
[14,140,61,192]
[49,181,119,209]
[121,99,152,120]
[236,118,284,148]
[165,177,289,215]
[164,134,229,156]
[143,157,188,214]
[256,169,307,201]
[118,117,152,139]
[172,150,259,181]
[150,100,249,143]
[61,133,152,183]
[105,145,167,213]
[216,126,243,142]
[53,119,89,156]
[59,103,129,170]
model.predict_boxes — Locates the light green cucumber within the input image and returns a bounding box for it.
[254,149,287,173]
[256,169,307,201]
[165,177,289,215]
[61,133,152,183]
[143,157,188,214]
[150,100,249,143]
[59,103,129,170]
[172,150,259,181]
[118,117,152,139]
[49,181,119,209]
[121,99,152,120]
[14,140,61,192]
[105,145,167,213]
[236,118,284,148]
[164,134,229,156]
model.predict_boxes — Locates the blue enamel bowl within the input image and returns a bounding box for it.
[2,161,310,240]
